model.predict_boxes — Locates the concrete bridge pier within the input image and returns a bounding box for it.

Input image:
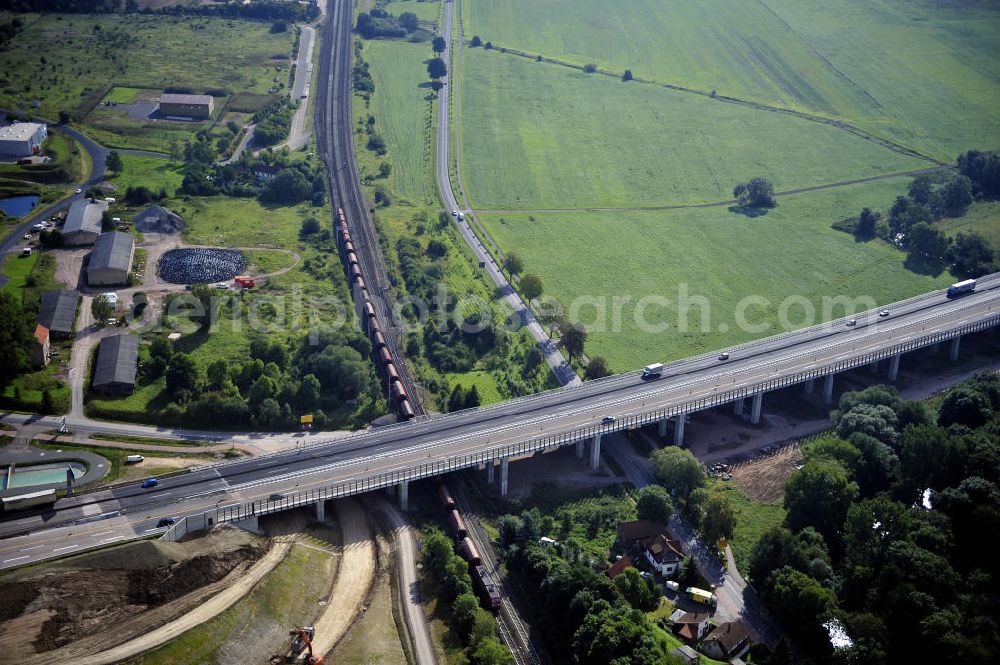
[658,419,668,438]
[734,398,745,416]
[399,480,409,511]
[750,392,763,425]
[576,440,584,458]
[888,353,901,382]
[823,374,835,404]
[500,456,509,496]
[803,379,814,396]
[314,500,325,522]
[590,433,602,471]
[870,360,879,374]
[950,336,961,361]
[487,460,495,483]
[674,415,686,446]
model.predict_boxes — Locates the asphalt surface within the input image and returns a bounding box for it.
[433,0,580,388]
[2,276,997,569]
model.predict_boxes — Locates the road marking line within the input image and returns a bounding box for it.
[92,531,114,537]
[100,537,122,544]
[53,545,78,553]
[23,545,44,551]
[3,556,29,563]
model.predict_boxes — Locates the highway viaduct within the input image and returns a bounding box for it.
[2,274,998,567]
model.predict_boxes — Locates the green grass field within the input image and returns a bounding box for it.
[0,14,294,121]
[0,251,39,294]
[462,0,1000,161]
[457,48,928,209]
[108,154,184,196]
[709,480,785,576]
[177,196,323,248]
[355,39,438,205]
[938,200,1000,251]
[480,178,954,370]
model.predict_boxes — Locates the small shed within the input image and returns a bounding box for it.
[37,289,79,338]
[31,324,50,367]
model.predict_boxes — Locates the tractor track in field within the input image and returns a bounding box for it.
[468,165,948,216]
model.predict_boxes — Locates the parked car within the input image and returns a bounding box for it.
[141,478,159,488]
[213,282,229,290]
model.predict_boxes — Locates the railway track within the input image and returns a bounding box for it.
[314,0,424,415]
[453,480,546,665]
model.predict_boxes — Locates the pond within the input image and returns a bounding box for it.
[0,194,40,218]
[158,248,246,284]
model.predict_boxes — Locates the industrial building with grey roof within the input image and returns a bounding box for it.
[63,198,109,246]
[92,334,139,395]
[37,289,79,338]
[87,231,135,286]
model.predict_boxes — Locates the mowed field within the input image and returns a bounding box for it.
[480,178,953,370]
[457,49,928,209]
[0,13,293,121]
[462,0,1000,161]
[356,39,438,205]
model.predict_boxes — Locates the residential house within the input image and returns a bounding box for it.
[700,621,752,661]
[643,532,685,577]
[605,554,633,579]
[670,611,712,644]
[31,324,49,367]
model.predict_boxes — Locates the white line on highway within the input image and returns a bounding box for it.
[100,537,122,544]
[53,545,78,553]
[142,528,161,535]
[92,531,115,537]
[23,545,44,551]
[3,556,28,563]
[158,492,173,497]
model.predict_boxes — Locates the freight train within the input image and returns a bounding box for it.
[438,483,502,611]
[335,207,415,421]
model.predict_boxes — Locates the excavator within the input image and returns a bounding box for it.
[270,627,324,665]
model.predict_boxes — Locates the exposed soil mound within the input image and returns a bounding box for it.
[158,247,245,284]
[134,205,184,235]
[0,528,267,655]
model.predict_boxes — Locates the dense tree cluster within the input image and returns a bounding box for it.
[0,292,33,384]
[850,158,997,276]
[750,378,1000,663]
[252,97,294,147]
[494,503,684,665]
[138,327,382,429]
[420,528,512,665]
[355,5,419,40]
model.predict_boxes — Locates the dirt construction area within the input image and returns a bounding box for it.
[0,527,267,664]
[729,445,805,503]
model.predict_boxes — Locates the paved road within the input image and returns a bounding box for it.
[433,0,580,388]
[379,499,438,665]
[604,433,780,648]
[1,277,997,570]
[283,24,316,151]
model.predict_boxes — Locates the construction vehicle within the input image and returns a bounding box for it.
[270,627,324,665]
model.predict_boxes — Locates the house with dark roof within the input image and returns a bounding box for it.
[605,554,633,579]
[87,231,134,286]
[617,520,685,577]
[159,93,214,119]
[669,610,712,644]
[37,289,79,338]
[63,198,108,246]
[31,324,49,367]
[92,334,139,395]
[700,621,751,661]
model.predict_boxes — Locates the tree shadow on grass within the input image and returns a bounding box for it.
[903,254,949,277]
[728,205,770,218]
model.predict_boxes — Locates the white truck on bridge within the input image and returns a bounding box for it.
[642,363,664,379]
[947,278,976,298]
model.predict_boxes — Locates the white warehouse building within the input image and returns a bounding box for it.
[0,122,47,157]
[63,198,109,246]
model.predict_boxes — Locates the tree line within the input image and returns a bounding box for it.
[749,378,1000,663]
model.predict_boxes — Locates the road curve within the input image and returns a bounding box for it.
[378,498,438,665]
[433,0,580,388]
